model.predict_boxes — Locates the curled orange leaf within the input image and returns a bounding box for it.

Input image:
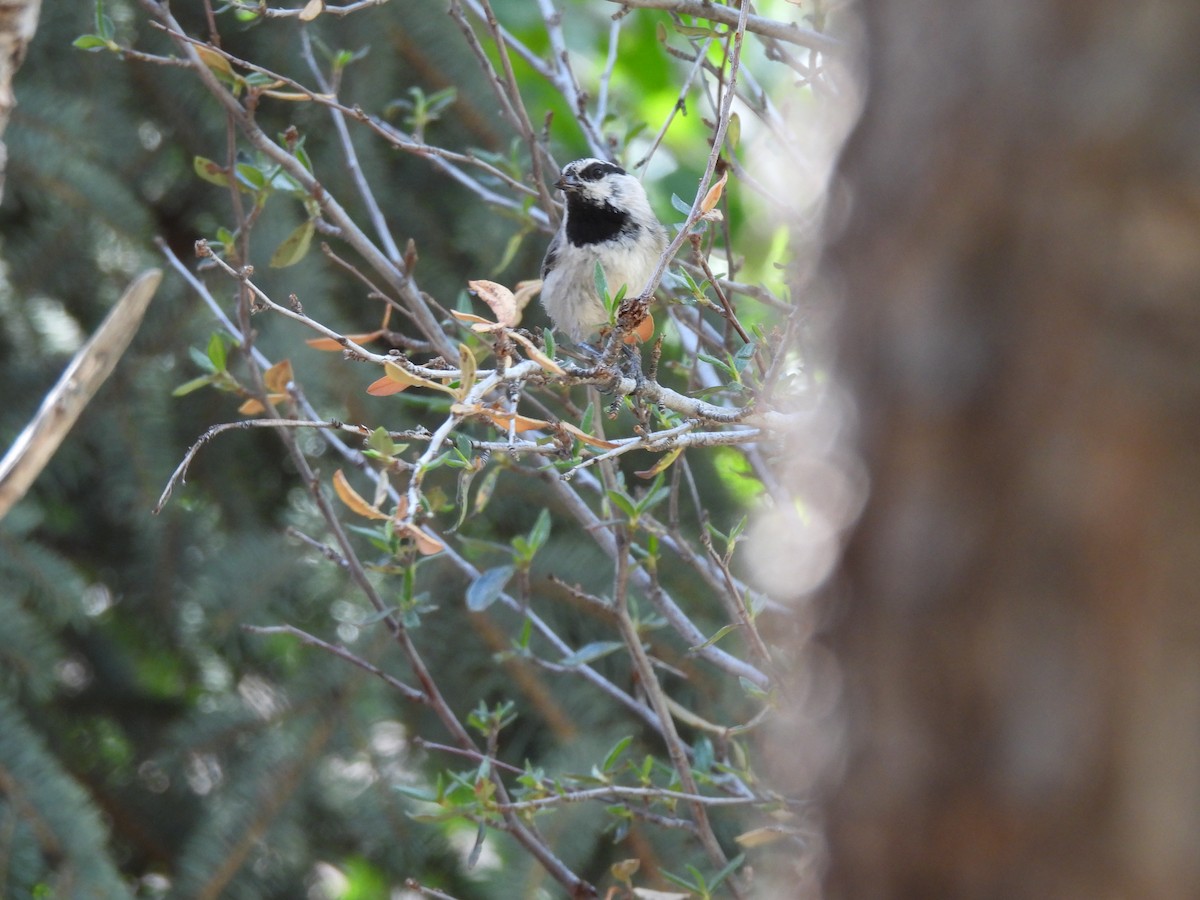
[332,469,389,520]
[700,170,729,214]
[635,447,683,479]
[381,361,454,394]
[558,421,620,450]
[624,311,655,344]
[508,330,565,375]
[238,393,288,416]
[366,375,407,396]
[451,310,495,326]
[263,358,293,393]
[396,522,445,556]
[306,330,385,351]
[452,403,550,433]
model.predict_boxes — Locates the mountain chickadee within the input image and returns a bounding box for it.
[540,158,668,342]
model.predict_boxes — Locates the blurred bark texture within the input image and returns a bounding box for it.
[824,2,1200,898]
[0,0,40,201]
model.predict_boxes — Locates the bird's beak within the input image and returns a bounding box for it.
[555,172,582,193]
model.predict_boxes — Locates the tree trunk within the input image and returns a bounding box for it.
[824,2,1200,897]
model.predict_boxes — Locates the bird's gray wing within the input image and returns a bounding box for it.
[540,230,563,281]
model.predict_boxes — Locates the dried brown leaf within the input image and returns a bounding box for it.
[332,469,389,520]
[468,279,519,327]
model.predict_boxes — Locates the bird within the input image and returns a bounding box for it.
[539,158,668,343]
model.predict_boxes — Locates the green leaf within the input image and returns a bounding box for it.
[366,426,396,457]
[466,565,515,612]
[592,261,609,301]
[270,219,315,268]
[738,676,769,702]
[697,352,737,379]
[692,737,714,774]
[294,144,314,175]
[171,374,215,397]
[450,462,478,533]
[188,345,216,374]
[727,112,741,150]
[602,736,633,772]
[359,606,398,625]
[206,332,228,371]
[733,341,757,373]
[271,171,302,192]
[72,34,112,51]
[559,641,624,668]
[606,490,638,522]
[392,784,438,802]
[689,623,739,652]
[670,192,693,217]
[193,156,231,188]
[235,163,266,191]
[708,853,747,891]
[526,508,551,555]
[493,229,526,275]
[95,1,114,39]
[473,466,500,516]
[660,868,700,892]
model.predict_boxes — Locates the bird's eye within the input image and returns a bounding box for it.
[580,161,624,181]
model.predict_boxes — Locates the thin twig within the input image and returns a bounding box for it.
[243,624,426,701]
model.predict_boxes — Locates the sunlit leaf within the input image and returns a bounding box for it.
[299,0,324,21]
